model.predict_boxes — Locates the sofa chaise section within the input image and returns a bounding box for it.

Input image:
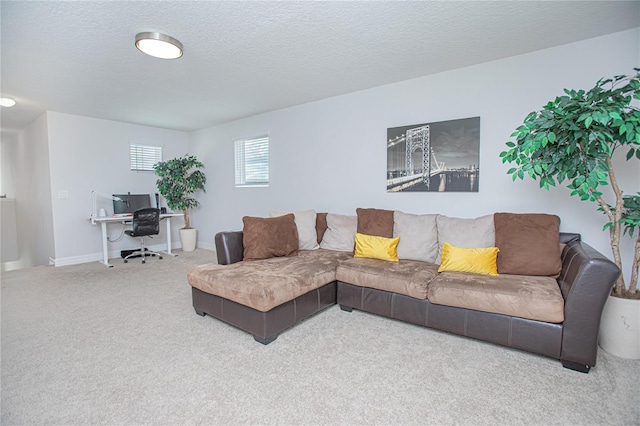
[188,231,351,344]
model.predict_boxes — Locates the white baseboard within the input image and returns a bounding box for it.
[53,252,104,267]
[53,242,184,267]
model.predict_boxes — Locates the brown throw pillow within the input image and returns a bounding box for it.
[494,213,562,277]
[242,214,299,260]
[316,212,328,244]
[356,208,394,238]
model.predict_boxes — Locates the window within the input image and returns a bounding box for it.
[234,136,269,186]
[130,143,162,172]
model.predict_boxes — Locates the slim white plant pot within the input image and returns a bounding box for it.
[179,228,197,252]
[599,295,640,359]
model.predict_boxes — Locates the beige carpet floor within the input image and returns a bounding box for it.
[2,249,639,425]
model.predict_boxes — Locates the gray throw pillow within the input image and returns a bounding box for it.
[436,214,495,263]
[393,211,439,263]
[320,213,357,252]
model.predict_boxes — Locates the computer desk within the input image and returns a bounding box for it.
[90,213,183,267]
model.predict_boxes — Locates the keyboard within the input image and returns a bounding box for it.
[112,213,133,218]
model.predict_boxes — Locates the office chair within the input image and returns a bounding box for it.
[123,208,163,264]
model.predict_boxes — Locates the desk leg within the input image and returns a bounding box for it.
[100,221,113,268]
[164,217,177,257]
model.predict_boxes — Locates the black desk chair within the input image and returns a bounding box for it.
[123,208,163,264]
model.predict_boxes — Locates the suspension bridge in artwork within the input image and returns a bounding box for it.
[386,125,478,192]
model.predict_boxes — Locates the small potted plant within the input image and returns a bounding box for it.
[153,155,206,252]
[500,69,640,358]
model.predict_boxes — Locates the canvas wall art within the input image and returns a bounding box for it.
[386,116,480,192]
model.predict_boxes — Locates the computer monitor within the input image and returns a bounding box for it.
[112,193,152,214]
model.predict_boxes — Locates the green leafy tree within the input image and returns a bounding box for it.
[500,69,640,298]
[153,155,206,230]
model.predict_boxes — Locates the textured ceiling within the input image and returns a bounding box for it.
[1,1,639,138]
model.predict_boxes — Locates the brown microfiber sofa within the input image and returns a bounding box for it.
[187,210,620,373]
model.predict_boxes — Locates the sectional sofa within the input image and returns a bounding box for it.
[187,209,620,373]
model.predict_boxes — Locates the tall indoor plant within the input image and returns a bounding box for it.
[500,69,640,358]
[154,155,206,252]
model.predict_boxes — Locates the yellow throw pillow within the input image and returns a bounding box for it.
[354,232,400,262]
[438,242,499,276]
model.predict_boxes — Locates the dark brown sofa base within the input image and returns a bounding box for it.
[192,282,337,344]
[337,281,564,359]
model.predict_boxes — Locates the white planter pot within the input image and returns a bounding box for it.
[179,228,197,252]
[599,295,640,359]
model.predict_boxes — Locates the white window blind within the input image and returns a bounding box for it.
[234,136,269,186]
[130,143,162,171]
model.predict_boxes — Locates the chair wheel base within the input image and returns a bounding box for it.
[123,251,162,264]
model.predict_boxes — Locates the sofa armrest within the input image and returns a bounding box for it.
[214,231,244,265]
[559,232,581,244]
[558,239,620,370]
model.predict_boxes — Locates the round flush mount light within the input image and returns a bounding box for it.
[135,32,183,59]
[0,97,16,107]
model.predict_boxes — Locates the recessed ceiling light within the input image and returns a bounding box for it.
[0,97,16,107]
[135,32,183,59]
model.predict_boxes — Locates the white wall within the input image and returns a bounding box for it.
[0,113,55,271]
[46,112,189,265]
[190,28,640,283]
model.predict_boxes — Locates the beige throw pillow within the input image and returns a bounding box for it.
[393,211,439,263]
[319,213,357,252]
[270,209,319,250]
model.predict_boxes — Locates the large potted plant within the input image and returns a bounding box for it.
[500,69,640,359]
[154,155,206,252]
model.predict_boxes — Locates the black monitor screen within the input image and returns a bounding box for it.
[113,194,152,214]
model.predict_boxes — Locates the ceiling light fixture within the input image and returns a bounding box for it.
[0,97,16,107]
[135,32,183,59]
